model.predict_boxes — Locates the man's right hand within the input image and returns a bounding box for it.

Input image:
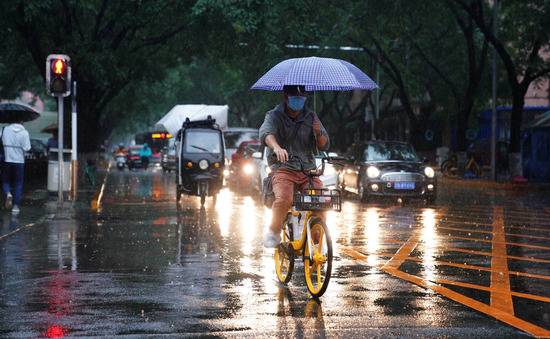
[273,146,289,163]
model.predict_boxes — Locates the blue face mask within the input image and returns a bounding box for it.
[287,96,306,112]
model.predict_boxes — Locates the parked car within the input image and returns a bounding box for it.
[127,145,143,170]
[339,141,436,203]
[251,148,340,194]
[223,128,259,165]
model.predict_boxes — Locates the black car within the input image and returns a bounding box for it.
[339,141,436,203]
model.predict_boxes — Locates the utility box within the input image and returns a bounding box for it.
[48,148,72,192]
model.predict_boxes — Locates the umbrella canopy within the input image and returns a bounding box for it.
[155,104,229,135]
[0,102,40,123]
[251,57,378,91]
[41,123,58,134]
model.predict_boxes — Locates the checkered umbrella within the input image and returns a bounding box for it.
[251,57,378,91]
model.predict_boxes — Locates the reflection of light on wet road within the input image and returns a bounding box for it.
[215,188,233,238]
[421,208,438,282]
[239,197,256,257]
[365,207,380,267]
[340,201,357,244]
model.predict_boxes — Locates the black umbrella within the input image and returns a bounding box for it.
[0,102,40,123]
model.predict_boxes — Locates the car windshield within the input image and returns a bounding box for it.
[224,131,259,149]
[363,143,419,162]
[185,130,221,153]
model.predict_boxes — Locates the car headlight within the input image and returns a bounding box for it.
[366,166,380,178]
[424,166,435,178]
[324,164,336,176]
[243,163,254,175]
[198,159,209,170]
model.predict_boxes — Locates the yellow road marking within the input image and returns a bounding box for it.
[91,163,111,212]
[437,225,550,241]
[382,267,550,337]
[0,222,36,241]
[445,247,550,264]
[381,232,420,271]
[490,207,514,314]
[444,234,550,251]
[429,278,550,304]
[442,218,550,233]
[343,248,550,305]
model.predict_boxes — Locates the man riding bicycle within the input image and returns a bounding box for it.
[259,85,330,248]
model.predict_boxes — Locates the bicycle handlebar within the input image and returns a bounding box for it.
[270,153,347,177]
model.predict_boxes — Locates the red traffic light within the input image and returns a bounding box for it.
[52,59,66,75]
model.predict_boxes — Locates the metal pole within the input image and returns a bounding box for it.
[375,60,380,140]
[490,0,499,181]
[57,96,64,203]
[71,81,78,200]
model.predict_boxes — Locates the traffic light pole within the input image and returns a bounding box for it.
[71,82,78,201]
[57,96,64,204]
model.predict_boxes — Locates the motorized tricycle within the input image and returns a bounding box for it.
[175,116,225,206]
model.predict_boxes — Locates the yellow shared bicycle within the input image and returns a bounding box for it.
[274,156,343,298]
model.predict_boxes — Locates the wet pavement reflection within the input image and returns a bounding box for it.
[0,169,549,337]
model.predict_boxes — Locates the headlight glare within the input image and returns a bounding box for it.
[366,166,380,178]
[243,163,254,175]
[424,166,435,178]
[198,159,209,170]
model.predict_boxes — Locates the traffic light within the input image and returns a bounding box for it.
[46,54,71,97]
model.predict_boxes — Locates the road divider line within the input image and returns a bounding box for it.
[490,206,514,315]
[91,163,111,212]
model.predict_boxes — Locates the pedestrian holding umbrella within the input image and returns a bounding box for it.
[253,56,378,248]
[0,102,40,214]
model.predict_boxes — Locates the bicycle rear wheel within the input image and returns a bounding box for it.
[303,217,332,298]
[274,216,294,284]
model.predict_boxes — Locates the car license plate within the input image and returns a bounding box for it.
[394,182,415,190]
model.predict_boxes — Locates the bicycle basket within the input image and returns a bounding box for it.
[293,189,341,212]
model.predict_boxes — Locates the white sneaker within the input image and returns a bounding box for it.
[263,228,281,248]
[5,193,12,210]
[11,205,19,215]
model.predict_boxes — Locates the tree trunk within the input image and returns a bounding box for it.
[508,92,525,177]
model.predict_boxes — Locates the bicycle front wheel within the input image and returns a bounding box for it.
[274,217,294,284]
[303,217,333,298]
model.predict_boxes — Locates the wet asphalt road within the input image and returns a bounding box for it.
[0,168,549,337]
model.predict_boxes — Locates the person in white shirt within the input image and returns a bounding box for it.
[1,120,31,214]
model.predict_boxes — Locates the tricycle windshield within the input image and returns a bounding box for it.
[363,143,419,162]
[184,130,221,154]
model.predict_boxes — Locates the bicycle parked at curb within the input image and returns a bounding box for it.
[440,152,482,178]
[274,155,344,298]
